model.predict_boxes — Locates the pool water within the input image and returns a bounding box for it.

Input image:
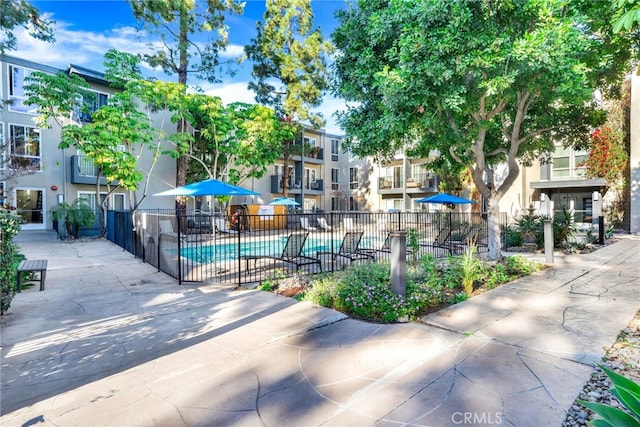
[181,235,383,263]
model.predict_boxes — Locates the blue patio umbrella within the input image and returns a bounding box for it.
[154,179,260,271]
[417,193,476,253]
[416,193,475,206]
[153,178,260,197]
[268,197,300,206]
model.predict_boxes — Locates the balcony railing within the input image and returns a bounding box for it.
[71,155,110,185]
[378,172,438,191]
[270,175,324,193]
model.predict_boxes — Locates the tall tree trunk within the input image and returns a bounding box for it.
[486,196,502,260]
[175,6,188,216]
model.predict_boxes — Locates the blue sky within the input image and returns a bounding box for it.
[13,0,348,134]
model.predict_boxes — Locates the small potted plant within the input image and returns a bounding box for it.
[50,199,96,239]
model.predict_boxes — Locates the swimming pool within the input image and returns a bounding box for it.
[180,235,383,263]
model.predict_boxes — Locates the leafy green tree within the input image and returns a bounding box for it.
[613,0,640,32]
[23,50,193,233]
[128,0,244,209]
[0,0,54,53]
[187,98,283,185]
[333,0,633,260]
[245,0,333,197]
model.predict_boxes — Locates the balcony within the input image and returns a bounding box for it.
[70,155,111,185]
[378,175,404,194]
[270,175,324,194]
[308,179,324,193]
[378,172,438,193]
[304,147,324,163]
[406,172,438,193]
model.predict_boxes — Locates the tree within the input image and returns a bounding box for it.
[128,0,244,211]
[613,0,640,32]
[245,0,333,197]
[0,0,54,54]
[23,50,192,233]
[333,0,633,260]
[186,97,282,185]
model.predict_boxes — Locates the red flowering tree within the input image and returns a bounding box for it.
[582,126,628,186]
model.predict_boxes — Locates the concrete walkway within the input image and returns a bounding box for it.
[1,231,638,426]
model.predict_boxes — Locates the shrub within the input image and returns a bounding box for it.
[458,243,482,296]
[302,262,444,323]
[1,211,25,314]
[504,225,524,248]
[298,250,543,323]
[483,263,514,289]
[503,255,542,277]
[49,199,96,239]
[302,275,338,308]
[407,228,420,264]
[552,208,577,247]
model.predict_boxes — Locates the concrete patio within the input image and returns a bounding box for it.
[1,231,638,426]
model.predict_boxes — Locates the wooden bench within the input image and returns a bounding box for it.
[17,259,48,292]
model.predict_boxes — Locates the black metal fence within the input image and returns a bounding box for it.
[106,210,507,287]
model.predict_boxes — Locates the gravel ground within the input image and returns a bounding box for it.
[563,309,640,426]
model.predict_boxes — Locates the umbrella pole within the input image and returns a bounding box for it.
[449,209,452,255]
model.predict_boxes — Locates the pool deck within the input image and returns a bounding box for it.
[1,231,638,426]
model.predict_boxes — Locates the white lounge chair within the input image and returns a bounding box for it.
[300,217,317,231]
[317,217,332,231]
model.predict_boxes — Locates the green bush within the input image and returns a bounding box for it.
[302,263,432,323]
[1,211,25,314]
[49,199,96,239]
[514,209,578,249]
[504,225,524,248]
[503,255,542,276]
[299,253,543,323]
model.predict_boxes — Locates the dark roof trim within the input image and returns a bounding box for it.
[530,178,607,194]
[67,64,109,85]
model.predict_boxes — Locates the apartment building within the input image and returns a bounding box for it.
[0,55,175,231]
[366,154,440,212]
[247,127,373,213]
[4,53,636,235]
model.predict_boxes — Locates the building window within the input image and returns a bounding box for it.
[349,167,359,190]
[79,191,124,211]
[77,91,109,123]
[331,196,339,211]
[331,168,339,191]
[9,124,41,169]
[112,193,126,210]
[331,139,339,162]
[304,167,316,189]
[552,144,587,178]
[303,136,317,147]
[386,199,403,212]
[349,196,359,211]
[8,65,37,114]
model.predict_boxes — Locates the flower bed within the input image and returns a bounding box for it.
[259,248,543,323]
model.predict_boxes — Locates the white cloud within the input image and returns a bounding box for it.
[10,16,348,136]
[221,43,245,58]
[12,21,154,70]
[201,81,256,104]
[201,81,347,135]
